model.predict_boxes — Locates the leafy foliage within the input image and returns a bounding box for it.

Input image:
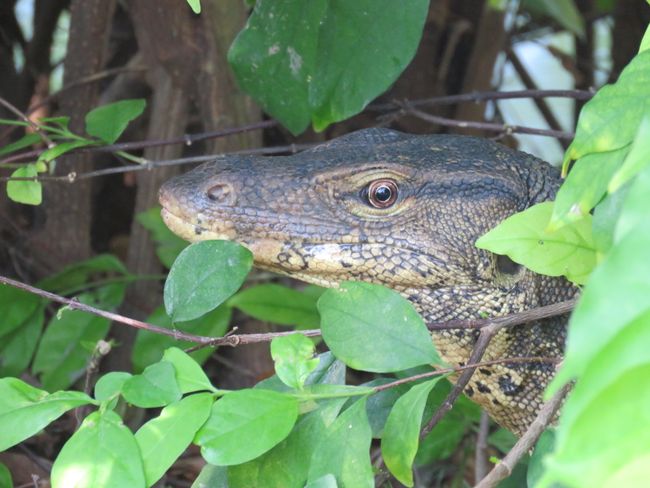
[228,0,429,134]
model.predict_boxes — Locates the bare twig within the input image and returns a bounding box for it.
[0,96,54,148]
[404,103,575,140]
[474,383,572,488]
[475,411,491,483]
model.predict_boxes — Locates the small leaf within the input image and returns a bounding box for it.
[0,284,41,337]
[37,254,128,293]
[0,378,94,451]
[521,0,585,38]
[228,284,320,328]
[37,140,95,164]
[7,164,41,205]
[186,0,201,13]
[307,398,373,488]
[0,132,40,156]
[94,372,132,401]
[191,464,228,488]
[136,393,213,486]
[0,462,12,488]
[195,389,299,466]
[271,334,320,390]
[85,99,146,144]
[162,347,215,393]
[317,282,440,372]
[51,410,145,488]
[476,202,596,284]
[381,378,441,486]
[164,240,253,322]
[121,361,182,408]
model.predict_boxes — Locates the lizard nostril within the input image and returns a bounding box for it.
[206,182,235,205]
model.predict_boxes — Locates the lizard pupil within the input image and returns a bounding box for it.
[367,179,398,208]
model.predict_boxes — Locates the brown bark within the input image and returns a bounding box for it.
[21,0,117,275]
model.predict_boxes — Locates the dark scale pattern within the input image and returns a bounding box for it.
[159,128,579,436]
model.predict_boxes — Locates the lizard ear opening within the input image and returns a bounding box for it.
[496,254,521,275]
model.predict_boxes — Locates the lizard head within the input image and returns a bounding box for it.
[160,129,562,301]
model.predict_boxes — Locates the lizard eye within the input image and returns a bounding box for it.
[366,179,398,208]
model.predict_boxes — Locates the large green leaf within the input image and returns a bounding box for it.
[132,305,231,372]
[195,389,299,466]
[0,304,44,377]
[476,202,596,284]
[0,378,94,451]
[615,165,650,243]
[564,50,650,166]
[550,146,629,229]
[318,282,440,372]
[229,284,320,328]
[136,393,213,486]
[228,399,346,488]
[381,378,441,486]
[51,410,145,488]
[85,99,146,144]
[608,116,650,192]
[228,0,429,134]
[164,240,253,322]
[307,398,373,488]
[32,294,115,391]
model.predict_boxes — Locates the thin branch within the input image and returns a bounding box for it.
[474,383,572,488]
[368,89,593,112]
[428,299,576,331]
[0,96,54,148]
[404,103,575,140]
[475,411,491,483]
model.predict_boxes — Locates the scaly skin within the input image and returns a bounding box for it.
[159,128,577,435]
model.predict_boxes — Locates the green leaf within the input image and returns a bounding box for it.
[192,464,228,488]
[592,187,628,254]
[305,475,337,488]
[0,304,44,377]
[549,226,650,392]
[361,378,410,438]
[609,116,650,192]
[0,284,41,337]
[544,311,650,487]
[550,146,629,228]
[162,347,215,393]
[94,372,132,401]
[136,393,213,486]
[37,254,128,293]
[137,207,188,268]
[132,305,231,372]
[186,0,201,13]
[521,0,585,38]
[318,282,440,372]
[527,430,555,487]
[32,294,114,391]
[615,165,650,243]
[476,202,596,285]
[0,462,12,488]
[85,99,146,144]
[0,132,40,156]
[228,399,346,488]
[121,361,182,408]
[37,140,95,164]
[195,389,299,466]
[307,398,373,488]
[228,284,320,328]
[564,50,650,166]
[164,240,253,322]
[639,23,650,53]
[381,378,441,486]
[0,378,94,451]
[51,410,145,488]
[271,334,320,390]
[7,164,41,205]
[228,0,429,134]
